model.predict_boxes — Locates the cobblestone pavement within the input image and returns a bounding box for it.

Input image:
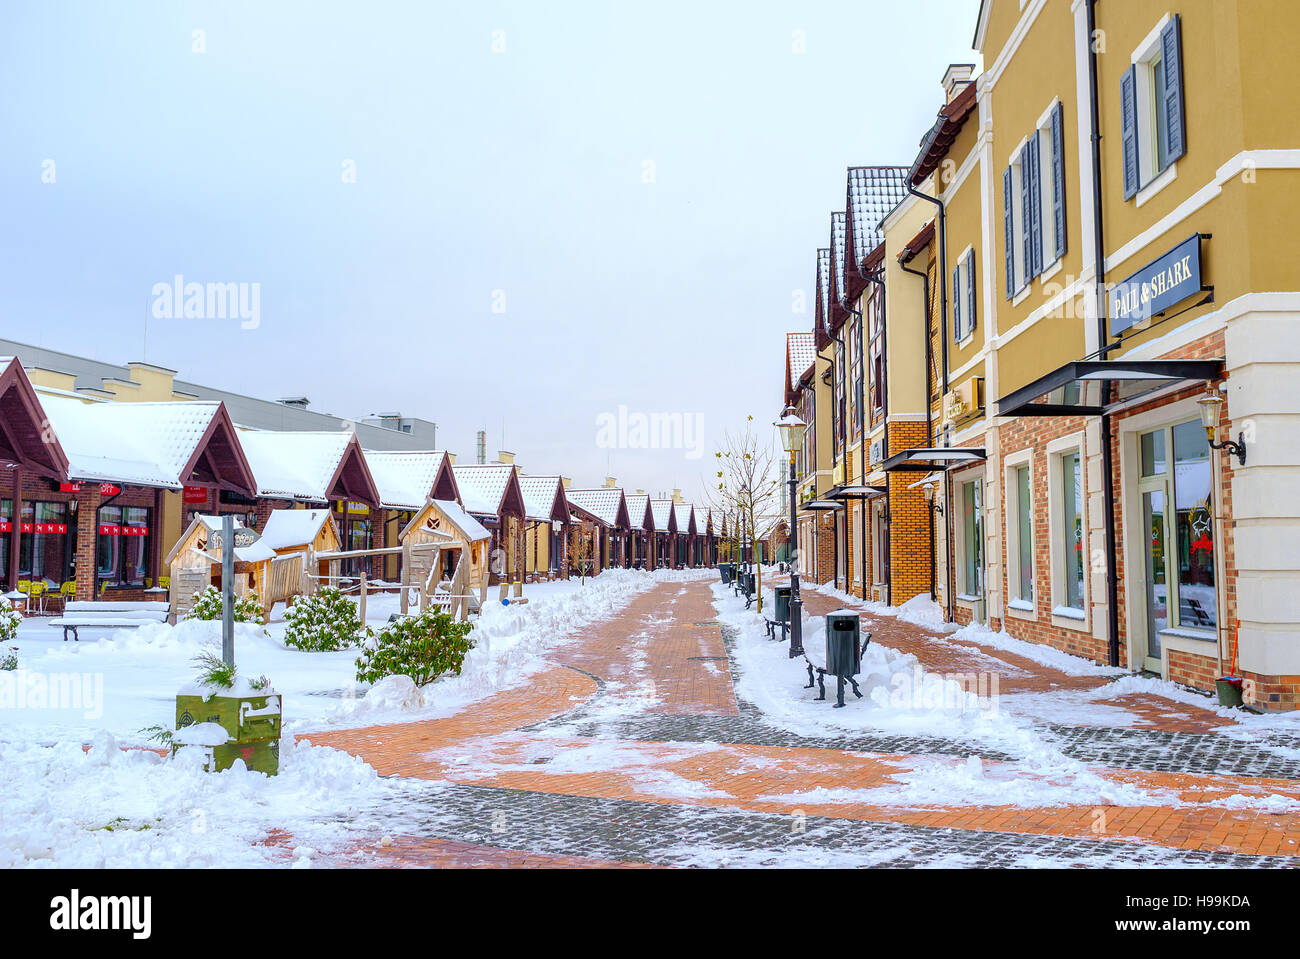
[301,575,1300,867]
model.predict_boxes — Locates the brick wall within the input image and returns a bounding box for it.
[887,420,934,606]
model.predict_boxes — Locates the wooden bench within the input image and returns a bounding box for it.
[49,600,171,641]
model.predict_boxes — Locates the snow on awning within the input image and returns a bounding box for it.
[881,447,986,473]
[996,359,1224,417]
[800,499,843,512]
[827,484,887,499]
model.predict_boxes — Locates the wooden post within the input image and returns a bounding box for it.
[221,515,235,667]
[8,466,20,592]
[359,571,368,625]
[400,541,410,615]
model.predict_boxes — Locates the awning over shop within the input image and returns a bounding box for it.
[881,447,986,473]
[800,499,843,512]
[827,484,887,499]
[997,359,1224,418]
[907,472,944,490]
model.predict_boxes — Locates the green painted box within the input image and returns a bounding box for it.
[175,690,282,774]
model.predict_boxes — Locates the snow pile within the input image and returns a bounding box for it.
[950,621,1125,677]
[0,732,402,868]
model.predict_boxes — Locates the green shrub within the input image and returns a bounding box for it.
[192,648,237,689]
[185,585,264,624]
[0,598,21,643]
[355,608,474,688]
[0,646,16,671]
[283,587,367,651]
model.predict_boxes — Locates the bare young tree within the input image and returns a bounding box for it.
[707,415,781,612]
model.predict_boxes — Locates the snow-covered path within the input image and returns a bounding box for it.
[5,569,1300,868]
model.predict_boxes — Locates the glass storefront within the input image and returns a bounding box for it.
[19,501,73,587]
[1136,418,1217,663]
[96,505,151,589]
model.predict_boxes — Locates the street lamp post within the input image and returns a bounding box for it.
[775,410,807,658]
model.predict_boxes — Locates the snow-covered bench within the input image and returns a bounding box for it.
[48,600,170,641]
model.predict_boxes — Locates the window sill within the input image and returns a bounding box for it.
[957,593,983,605]
[1007,598,1034,611]
[1011,284,1032,308]
[1051,605,1089,632]
[1007,598,1036,620]
[1159,627,1217,643]
[1039,257,1063,284]
[1135,161,1177,208]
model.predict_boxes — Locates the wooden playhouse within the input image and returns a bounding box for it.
[397,498,492,619]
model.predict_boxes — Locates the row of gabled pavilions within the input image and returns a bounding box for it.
[0,356,721,608]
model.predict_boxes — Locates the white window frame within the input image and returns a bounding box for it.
[1004,448,1036,619]
[953,469,984,603]
[1131,13,1178,205]
[872,500,887,586]
[1046,431,1089,631]
[1007,140,1029,300]
[1034,99,1063,280]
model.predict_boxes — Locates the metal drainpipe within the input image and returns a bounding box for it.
[860,266,887,602]
[1088,0,1121,667]
[899,254,936,600]
[907,174,953,619]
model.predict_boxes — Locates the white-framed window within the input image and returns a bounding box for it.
[872,500,886,586]
[1004,451,1035,611]
[1047,433,1087,622]
[850,502,863,586]
[957,476,983,599]
[951,245,977,343]
[1003,100,1067,299]
[1122,14,1186,200]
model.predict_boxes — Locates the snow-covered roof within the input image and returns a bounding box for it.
[363,450,452,510]
[518,474,566,523]
[816,247,832,337]
[650,499,675,531]
[675,503,696,534]
[452,464,515,517]
[37,392,237,490]
[755,515,787,540]
[257,508,335,550]
[237,428,354,502]
[566,488,627,528]
[625,493,652,531]
[435,499,490,542]
[846,166,910,269]
[787,332,815,390]
[830,211,848,306]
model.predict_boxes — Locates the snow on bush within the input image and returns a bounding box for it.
[283,588,367,652]
[355,607,474,688]
[0,598,21,644]
[185,586,265,624]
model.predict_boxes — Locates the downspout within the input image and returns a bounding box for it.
[899,253,937,600]
[1088,0,1121,668]
[861,264,887,602]
[907,157,953,619]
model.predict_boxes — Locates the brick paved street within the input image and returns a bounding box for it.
[302,576,1300,868]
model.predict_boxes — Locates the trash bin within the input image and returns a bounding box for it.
[719,562,734,584]
[825,610,862,677]
[774,585,791,622]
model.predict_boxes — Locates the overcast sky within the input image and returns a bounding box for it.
[1,0,979,503]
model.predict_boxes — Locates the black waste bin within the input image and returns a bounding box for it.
[825,610,862,677]
[719,562,734,584]
[774,585,791,622]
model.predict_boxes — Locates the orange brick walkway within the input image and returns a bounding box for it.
[297,574,1300,867]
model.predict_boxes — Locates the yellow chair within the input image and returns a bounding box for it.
[159,576,171,591]
[27,582,46,613]
[58,581,76,611]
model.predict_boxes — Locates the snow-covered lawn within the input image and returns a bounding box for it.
[0,568,694,867]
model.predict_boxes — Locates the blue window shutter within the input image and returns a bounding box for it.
[1003,166,1015,299]
[1051,101,1066,260]
[1161,14,1186,164]
[1020,152,1032,285]
[965,250,977,334]
[1028,130,1043,279]
[1121,65,1140,199]
[952,264,963,341]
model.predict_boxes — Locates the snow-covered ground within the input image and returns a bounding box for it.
[0,569,680,745]
[713,581,1300,811]
[0,568,693,867]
